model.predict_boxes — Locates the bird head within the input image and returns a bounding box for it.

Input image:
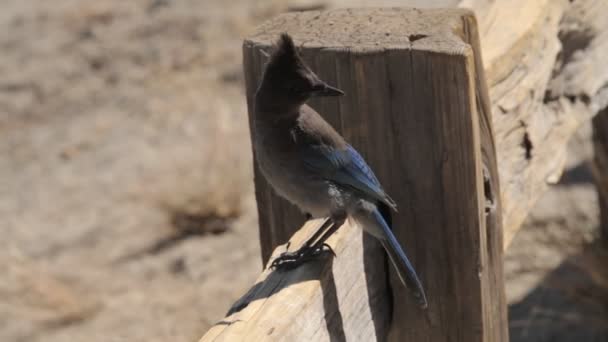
[258,33,344,107]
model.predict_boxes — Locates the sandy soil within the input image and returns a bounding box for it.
[0,1,606,341]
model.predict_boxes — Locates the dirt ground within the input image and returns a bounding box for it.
[0,1,606,341]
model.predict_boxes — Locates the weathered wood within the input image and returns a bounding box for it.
[202,219,390,341]
[393,0,608,247]
[593,108,608,242]
[463,0,608,247]
[202,0,608,340]
[462,13,508,340]
[207,7,507,342]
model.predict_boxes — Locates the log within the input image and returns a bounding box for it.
[204,7,507,341]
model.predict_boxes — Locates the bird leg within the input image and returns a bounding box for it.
[270,214,346,271]
[301,217,333,248]
[308,215,345,252]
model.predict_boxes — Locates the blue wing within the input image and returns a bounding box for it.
[300,144,396,210]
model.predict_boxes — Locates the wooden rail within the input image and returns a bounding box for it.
[202,0,608,341]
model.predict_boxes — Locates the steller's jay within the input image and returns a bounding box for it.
[253,33,427,308]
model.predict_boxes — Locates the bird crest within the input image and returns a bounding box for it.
[276,33,297,57]
[265,33,306,74]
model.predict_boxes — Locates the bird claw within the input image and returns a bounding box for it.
[270,243,335,271]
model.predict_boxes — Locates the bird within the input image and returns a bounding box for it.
[253,33,428,309]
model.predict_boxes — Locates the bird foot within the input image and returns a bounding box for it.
[270,243,335,271]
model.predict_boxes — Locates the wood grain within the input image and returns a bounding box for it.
[394,0,608,246]
[224,7,507,342]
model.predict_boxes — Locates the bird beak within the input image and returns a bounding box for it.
[310,83,345,97]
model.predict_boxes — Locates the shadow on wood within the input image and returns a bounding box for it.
[201,219,391,341]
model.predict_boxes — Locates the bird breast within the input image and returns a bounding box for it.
[254,129,336,218]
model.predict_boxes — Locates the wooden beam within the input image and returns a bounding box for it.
[462,0,608,247]
[204,7,507,342]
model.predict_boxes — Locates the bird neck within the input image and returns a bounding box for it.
[255,89,302,123]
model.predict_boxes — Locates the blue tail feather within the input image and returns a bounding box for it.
[372,209,428,308]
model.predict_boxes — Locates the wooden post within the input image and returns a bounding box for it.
[593,108,608,242]
[202,1,608,340]
[239,8,506,342]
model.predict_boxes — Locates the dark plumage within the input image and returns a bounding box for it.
[253,33,427,308]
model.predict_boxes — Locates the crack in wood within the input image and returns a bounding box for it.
[483,166,496,215]
[408,34,427,42]
[521,131,534,160]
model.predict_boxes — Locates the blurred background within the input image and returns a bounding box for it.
[0,1,606,341]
